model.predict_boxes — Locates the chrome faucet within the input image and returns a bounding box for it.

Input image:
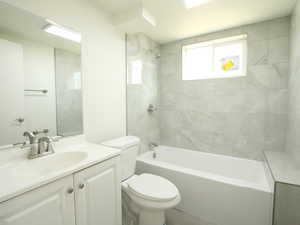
[149,142,158,159]
[23,129,54,159]
[23,131,39,157]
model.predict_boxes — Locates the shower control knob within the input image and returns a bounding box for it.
[147,104,157,113]
[79,183,85,189]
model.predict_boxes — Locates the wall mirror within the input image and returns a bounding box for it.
[0,2,83,147]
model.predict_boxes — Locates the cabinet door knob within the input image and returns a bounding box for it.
[79,183,85,189]
[67,188,74,194]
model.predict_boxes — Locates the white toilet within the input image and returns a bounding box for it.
[102,136,180,225]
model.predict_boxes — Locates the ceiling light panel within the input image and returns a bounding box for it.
[43,20,81,43]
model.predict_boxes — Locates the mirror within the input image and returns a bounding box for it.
[0,2,83,147]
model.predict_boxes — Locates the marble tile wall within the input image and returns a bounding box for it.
[126,33,160,153]
[159,17,290,160]
[286,1,300,165]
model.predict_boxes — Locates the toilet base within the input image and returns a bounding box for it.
[139,210,165,225]
[122,190,166,225]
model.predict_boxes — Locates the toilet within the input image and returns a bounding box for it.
[102,136,180,225]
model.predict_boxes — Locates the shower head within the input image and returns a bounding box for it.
[148,49,161,59]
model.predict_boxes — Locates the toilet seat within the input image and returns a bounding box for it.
[127,174,179,202]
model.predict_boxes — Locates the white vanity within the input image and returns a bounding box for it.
[0,136,122,225]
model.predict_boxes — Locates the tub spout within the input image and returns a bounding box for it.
[149,142,158,159]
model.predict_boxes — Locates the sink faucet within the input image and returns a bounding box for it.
[149,142,158,159]
[23,131,39,157]
[23,129,54,159]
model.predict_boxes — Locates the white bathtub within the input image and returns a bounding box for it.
[136,145,274,225]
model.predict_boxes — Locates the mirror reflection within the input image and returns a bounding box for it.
[0,2,83,147]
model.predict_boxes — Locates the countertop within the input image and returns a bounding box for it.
[0,135,120,203]
[264,151,300,186]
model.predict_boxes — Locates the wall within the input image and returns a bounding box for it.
[0,33,57,137]
[159,17,290,160]
[286,0,300,165]
[1,0,127,143]
[23,40,57,136]
[0,38,24,146]
[126,34,160,153]
[55,49,83,137]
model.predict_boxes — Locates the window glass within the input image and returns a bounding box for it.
[182,35,247,80]
[183,46,213,80]
[213,41,244,77]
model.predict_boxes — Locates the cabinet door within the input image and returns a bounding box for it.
[0,176,76,225]
[74,157,121,225]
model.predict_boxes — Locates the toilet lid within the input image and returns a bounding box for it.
[127,174,179,202]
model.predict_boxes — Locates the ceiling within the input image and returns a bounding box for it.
[92,0,296,43]
[0,2,81,53]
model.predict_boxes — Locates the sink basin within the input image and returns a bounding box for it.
[30,152,88,174]
[0,151,88,184]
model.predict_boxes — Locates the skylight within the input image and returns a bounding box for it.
[184,0,210,9]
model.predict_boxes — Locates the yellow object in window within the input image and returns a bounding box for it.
[222,60,235,71]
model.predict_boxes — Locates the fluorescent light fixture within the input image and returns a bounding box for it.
[184,0,210,9]
[43,20,81,43]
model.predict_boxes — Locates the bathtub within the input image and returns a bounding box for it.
[136,145,274,225]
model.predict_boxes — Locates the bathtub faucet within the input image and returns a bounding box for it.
[149,142,158,159]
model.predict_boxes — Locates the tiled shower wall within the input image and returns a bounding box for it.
[159,17,290,160]
[286,1,300,165]
[126,34,160,153]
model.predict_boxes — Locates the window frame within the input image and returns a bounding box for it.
[182,34,248,80]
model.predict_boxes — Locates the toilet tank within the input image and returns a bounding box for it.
[102,136,140,181]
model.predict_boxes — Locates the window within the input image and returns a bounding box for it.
[127,59,143,84]
[182,35,247,80]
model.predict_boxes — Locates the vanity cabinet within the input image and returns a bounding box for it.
[74,158,121,225]
[0,157,121,225]
[0,176,76,225]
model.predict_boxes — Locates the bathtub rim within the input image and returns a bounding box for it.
[137,146,273,194]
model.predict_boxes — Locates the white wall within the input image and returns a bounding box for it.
[1,0,127,143]
[22,40,57,136]
[0,33,57,137]
[0,38,24,146]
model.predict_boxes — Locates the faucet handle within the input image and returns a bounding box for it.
[33,129,49,135]
[23,131,34,137]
